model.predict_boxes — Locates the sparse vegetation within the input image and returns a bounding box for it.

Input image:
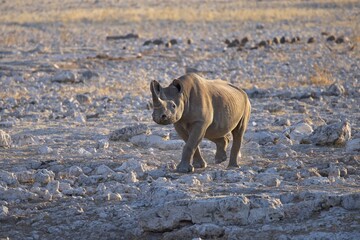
[309,65,334,86]
[0,0,358,24]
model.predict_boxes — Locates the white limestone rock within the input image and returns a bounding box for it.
[0,170,18,186]
[346,138,360,152]
[0,130,11,148]
[254,173,281,187]
[96,139,109,149]
[247,131,278,145]
[68,166,83,177]
[130,134,185,150]
[34,169,55,184]
[109,124,150,141]
[16,170,35,184]
[0,205,9,220]
[139,197,248,231]
[94,164,115,176]
[302,121,351,146]
[38,145,53,154]
[12,134,38,146]
[78,148,92,157]
[115,158,154,177]
[283,122,313,143]
[0,187,37,201]
[341,193,360,210]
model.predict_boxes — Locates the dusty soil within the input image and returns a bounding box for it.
[0,0,359,239]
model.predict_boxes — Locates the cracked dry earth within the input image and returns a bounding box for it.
[0,0,360,239]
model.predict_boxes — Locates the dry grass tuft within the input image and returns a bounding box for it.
[309,65,334,86]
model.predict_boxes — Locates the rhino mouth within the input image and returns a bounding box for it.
[152,113,177,125]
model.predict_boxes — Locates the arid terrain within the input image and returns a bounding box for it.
[0,0,360,239]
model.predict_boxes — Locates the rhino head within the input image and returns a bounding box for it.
[150,79,184,125]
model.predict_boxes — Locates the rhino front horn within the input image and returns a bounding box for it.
[150,80,163,107]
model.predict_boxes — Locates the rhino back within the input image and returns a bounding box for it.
[178,74,249,137]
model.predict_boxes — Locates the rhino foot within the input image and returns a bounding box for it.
[215,155,227,164]
[176,163,195,173]
[227,163,240,169]
[193,158,207,169]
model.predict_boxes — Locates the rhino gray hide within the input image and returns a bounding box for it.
[150,73,251,173]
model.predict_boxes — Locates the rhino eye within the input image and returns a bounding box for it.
[171,103,176,109]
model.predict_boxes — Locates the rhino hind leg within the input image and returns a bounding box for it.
[228,114,249,168]
[193,147,207,169]
[211,135,230,164]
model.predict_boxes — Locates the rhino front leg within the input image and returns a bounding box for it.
[176,123,207,173]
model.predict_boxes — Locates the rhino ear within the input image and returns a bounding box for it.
[172,79,183,94]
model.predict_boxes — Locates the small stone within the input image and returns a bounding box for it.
[326,83,345,96]
[75,94,92,105]
[152,39,164,45]
[256,23,264,30]
[274,118,290,126]
[346,138,360,152]
[341,193,360,210]
[328,166,340,178]
[109,124,150,141]
[187,39,192,44]
[74,112,86,123]
[78,148,92,156]
[280,36,288,44]
[307,37,315,43]
[52,71,77,83]
[0,205,9,220]
[335,36,346,44]
[258,40,267,47]
[265,103,283,113]
[285,122,313,143]
[12,134,38,146]
[105,33,139,40]
[249,131,278,145]
[143,40,152,46]
[170,39,178,45]
[16,170,35,184]
[38,146,53,154]
[130,134,185,150]
[0,121,14,128]
[255,173,281,187]
[46,180,60,195]
[273,37,280,44]
[69,166,83,177]
[0,130,11,148]
[0,170,18,186]
[95,164,114,176]
[165,42,171,48]
[241,37,249,46]
[227,39,240,48]
[34,169,55,185]
[96,139,109,149]
[327,35,336,42]
[126,171,138,183]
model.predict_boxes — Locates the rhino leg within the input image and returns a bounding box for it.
[175,123,207,173]
[211,135,230,164]
[228,115,249,168]
[193,148,207,169]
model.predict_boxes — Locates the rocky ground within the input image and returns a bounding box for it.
[0,0,360,239]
